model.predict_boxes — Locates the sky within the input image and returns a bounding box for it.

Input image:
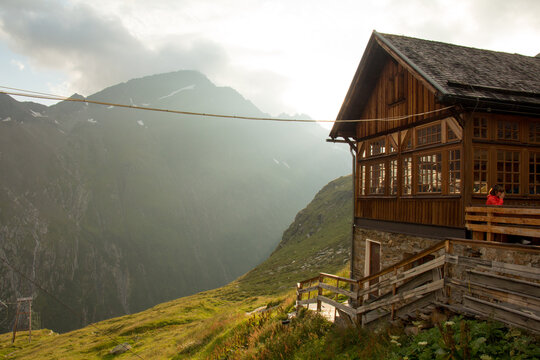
[0,0,539,121]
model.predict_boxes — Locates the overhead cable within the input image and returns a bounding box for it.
[0,87,455,124]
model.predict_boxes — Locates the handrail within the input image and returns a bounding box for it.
[319,272,357,284]
[467,206,540,215]
[355,240,447,286]
[296,237,540,330]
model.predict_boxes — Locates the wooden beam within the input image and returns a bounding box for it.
[465,223,540,237]
[296,298,318,306]
[466,214,540,226]
[297,285,320,295]
[318,295,357,318]
[319,283,357,299]
[356,279,444,314]
[462,295,540,334]
[466,206,540,216]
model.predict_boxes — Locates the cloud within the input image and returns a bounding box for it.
[10,59,24,71]
[0,0,261,101]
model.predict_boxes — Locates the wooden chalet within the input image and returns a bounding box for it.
[329,31,540,279]
[296,32,540,332]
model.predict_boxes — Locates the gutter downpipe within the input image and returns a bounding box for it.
[349,145,356,281]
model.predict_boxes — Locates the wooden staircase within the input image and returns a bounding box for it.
[297,239,540,333]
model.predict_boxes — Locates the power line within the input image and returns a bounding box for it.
[0,86,455,124]
[0,255,146,360]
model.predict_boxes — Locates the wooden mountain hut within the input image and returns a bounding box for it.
[328,31,540,281]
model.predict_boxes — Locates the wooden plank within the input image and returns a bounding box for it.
[320,272,357,284]
[296,298,318,306]
[448,255,540,281]
[298,275,321,286]
[358,240,446,286]
[396,292,439,320]
[462,296,540,333]
[467,270,540,297]
[357,256,444,298]
[356,279,445,314]
[319,283,357,299]
[465,223,540,237]
[466,214,540,226]
[448,280,540,310]
[318,295,357,318]
[297,285,319,295]
[447,238,540,253]
[466,206,540,216]
[456,256,492,268]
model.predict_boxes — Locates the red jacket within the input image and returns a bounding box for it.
[486,194,504,205]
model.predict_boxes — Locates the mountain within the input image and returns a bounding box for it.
[0,70,349,332]
[0,175,353,359]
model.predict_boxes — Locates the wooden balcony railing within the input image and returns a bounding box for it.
[297,239,540,333]
[465,206,540,241]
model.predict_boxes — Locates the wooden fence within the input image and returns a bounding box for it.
[465,206,540,241]
[297,239,540,333]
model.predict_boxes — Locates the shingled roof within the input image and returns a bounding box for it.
[378,32,540,106]
[331,31,540,139]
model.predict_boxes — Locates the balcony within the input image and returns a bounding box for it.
[465,206,540,242]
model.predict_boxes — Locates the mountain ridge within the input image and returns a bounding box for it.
[0,70,349,332]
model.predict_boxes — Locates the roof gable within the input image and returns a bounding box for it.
[331,31,540,139]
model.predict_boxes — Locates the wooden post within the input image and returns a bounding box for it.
[11,301,20,344]
[296,282,303,314]
[356,279,363,327]
[444,241,453,303]
[486,211,493,242]
[391,268,397,320]
[334,279,339,321]
[317,275,323,313]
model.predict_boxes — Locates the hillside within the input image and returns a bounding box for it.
[0,175,352,359]
[0,70,349,332]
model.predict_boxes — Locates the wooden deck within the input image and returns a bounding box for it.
[297,239,540,333]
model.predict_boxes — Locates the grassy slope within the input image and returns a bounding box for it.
[0,175,352,359]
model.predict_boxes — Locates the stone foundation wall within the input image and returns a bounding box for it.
[352,227,442,280]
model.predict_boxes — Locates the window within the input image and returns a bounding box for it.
[369,162,385,194]
[473,149,488,194]
[403,157,412,195]
[473,117,488,139]
[388,138,398,153]
[368,138,386,156]
[447,124,458,141]
[529,122,540,143]
[497,150,520,194]
[449,149,461,194]
[417,153,442,193]
[389,159,398,195]
[497,120,519,141]
[530,152,540,195]
[358,165,366,195]
[416,123,442,147]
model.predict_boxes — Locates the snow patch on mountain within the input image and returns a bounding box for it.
[30,110,46,118]
[158,85,196,100]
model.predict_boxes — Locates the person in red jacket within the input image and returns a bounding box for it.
[486,185,505,205]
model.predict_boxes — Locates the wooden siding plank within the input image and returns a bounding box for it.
[356,279,444,314]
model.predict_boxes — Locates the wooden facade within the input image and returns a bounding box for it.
[330,31,540,235]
